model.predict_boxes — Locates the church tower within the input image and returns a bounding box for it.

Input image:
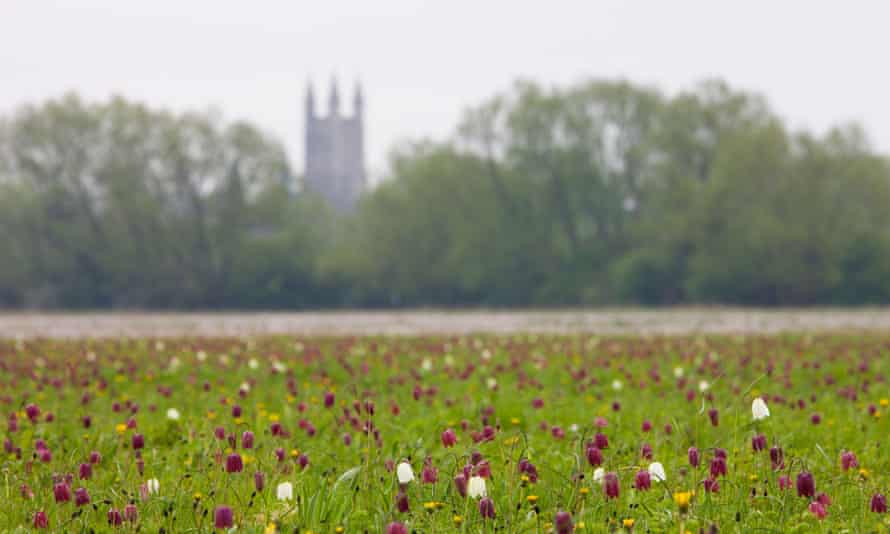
[304,78,366,211]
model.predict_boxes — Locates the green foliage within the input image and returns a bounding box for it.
[2,80,890,308]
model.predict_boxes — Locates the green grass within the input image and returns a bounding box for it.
[1,333,888,533]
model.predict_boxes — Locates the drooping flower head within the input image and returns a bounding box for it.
[796,471,815,498]
[871,493,887,513]
[479,497,495,519]
[276,481,293,501]
[468,475,487,498]
[752,398,770,420]
[555,510,574,534]
[648,462,666,482]
[634,469,651,491]
[688,447,700,468]
[214,506,234,529]
[396,461,415,484]
[603,472,620,499]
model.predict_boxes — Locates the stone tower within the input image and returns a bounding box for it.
[304,78,366,211]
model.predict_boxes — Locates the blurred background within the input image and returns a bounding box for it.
[1,1,889,309]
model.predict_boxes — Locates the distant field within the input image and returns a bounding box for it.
[2,308,890,338]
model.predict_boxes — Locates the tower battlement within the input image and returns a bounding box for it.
[304,78,366,212]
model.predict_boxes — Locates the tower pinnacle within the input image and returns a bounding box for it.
[328,77,340,116]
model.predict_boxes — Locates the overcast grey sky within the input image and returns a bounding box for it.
[2,1,888,180]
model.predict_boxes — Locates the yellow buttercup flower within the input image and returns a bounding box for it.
[453,515,463,526]
[115,423,127,434]
[623,518,635,528]
[674,491,693,513]
[527,495,539,504]
[881,398,889,407]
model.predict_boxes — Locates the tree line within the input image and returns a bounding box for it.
[2,79,890,309]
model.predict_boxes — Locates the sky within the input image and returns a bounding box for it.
[2,1,888,181]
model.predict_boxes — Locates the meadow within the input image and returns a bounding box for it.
[1,332,888,533]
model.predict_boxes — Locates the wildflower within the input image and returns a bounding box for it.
[699,380,710,392]
[54,482,71,503]
[708,408,719,427]
[454,473,468,497]
[254,471,265,491]
[386,522,408,534]
[641,420,652,432]
[25,403,40,422]
[778,475,791,490]
[752,398,770,420]
[79,462,92,480]
[242,431,255,449]
[751,434,767,452]
[166,408,180,420]
[688,447,700,467]
[710,457,727,478]
[468,475,487,498]
[841,451,859,471]
[396,461,415,484]
[648,462,666,482]
[593,433,609,449]
[871,493,887,513]
[276,482,293,501]
[33,511,48,529]
[108,508,123,526]
[612,379,623,391]
[634,469,651,491]
[593,467,605,484]
[586,445,603,467]
[226,453,243,473]
[703,477,719,493]
[810,413,821,425]
[422,458,438,484]
[396,489,410,513]
[674,491,693,513]
[527,495,539,504]
[603,472,620,499]
[124,504,138,522]
[808,501,827,520]
[74,487,91,506]
[132,433,145,449]
[622,518,635,529]
[796,471,815,498]
[441,428,457,447]
[555,510,574,533]
[147,478,160,494]
[479,496,496,519]
[214,506,234,529]
[640,442,653,460]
